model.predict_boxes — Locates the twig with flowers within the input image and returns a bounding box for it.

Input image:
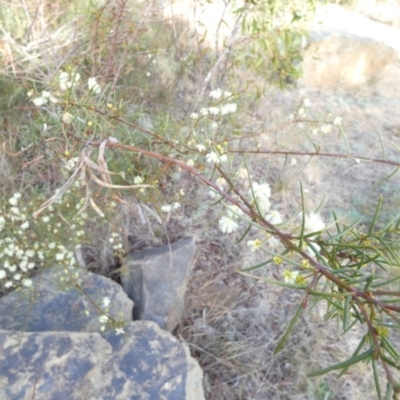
[69,138,400,398]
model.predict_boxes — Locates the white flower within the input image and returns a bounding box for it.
[206,152,220,164]
[265,211,283,225]
[215,177,227,189]
[200,108,209,116]
[236,168,251,180]
[303,213,325,235]
[26,250,35,258]
[103,297,111,308]
[108,136,119,143]
[208,107,220,116]
[134,176,144,184]
[4,281,13,288]
[303,98,311,107]
[251,182,271,201]
[305,242,321,257]
[32,96,46,106]
[320,124,331,134]
[219,154,228,163]
[220,103,237,115]
[161,204,173,213]
[190,112,199,120]
[62,112,74,125]
[209,88,222,99]
[0,270,6,279]
[298,107,305,117]
[218,216,239,233]
[172,202,181,210]
[256,198,271,213]
[283,269,299,284]
[59,71,70,91]
[223,91,232,98]
[10,206,20,215]
[32,90,58,106]
[20,221,29,230]
[19,260,28,271]
[9,196,19,206]
[333,117,342,126]
[13,273,22,281]
[88,77,101,94]
[186,159,194,167]
[115,327,125,335]
[195,144,206,152]
[247,239,262,252]
[22,279,32,287]
[59,71,81,91]
[98,315,109,324]
[44,91,58,103]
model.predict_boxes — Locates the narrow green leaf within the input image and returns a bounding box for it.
[368,195,383,234]
[326,217,363,241]
[371,273,400,289]
[337,336,366,378]
[299,181,306,250]
[307,348,374,377]
[343,295,351,330]
[235,223,252,245]
[375,166,400,185]
[239,259,273,272]
[238,272,306,289]
[380,337,400,361]
[363,274,374,292]
[384,382,393,400]
[372,358,383,400]
[274,304,304,355]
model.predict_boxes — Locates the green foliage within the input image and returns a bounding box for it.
[234,0,315,87]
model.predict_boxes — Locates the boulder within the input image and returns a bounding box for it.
[0,321,204,400]
[121,237,196,332]
[0,265,133,332]
[0,241,204,400]
[301,30,396,89]
[301,4,400,89]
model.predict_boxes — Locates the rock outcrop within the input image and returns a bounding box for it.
[121,237,196,332]
[0,238,204,400]
[301,4,400,89]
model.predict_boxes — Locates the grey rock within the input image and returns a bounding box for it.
[0,265,134,332]
[0,241,204,399]
[0,321,204,400]
[121,237,196,332]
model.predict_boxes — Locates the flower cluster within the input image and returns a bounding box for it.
[217,179,275,234]
[190,88,237,119]
[161,202,181,213]
[59,71,81,91]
